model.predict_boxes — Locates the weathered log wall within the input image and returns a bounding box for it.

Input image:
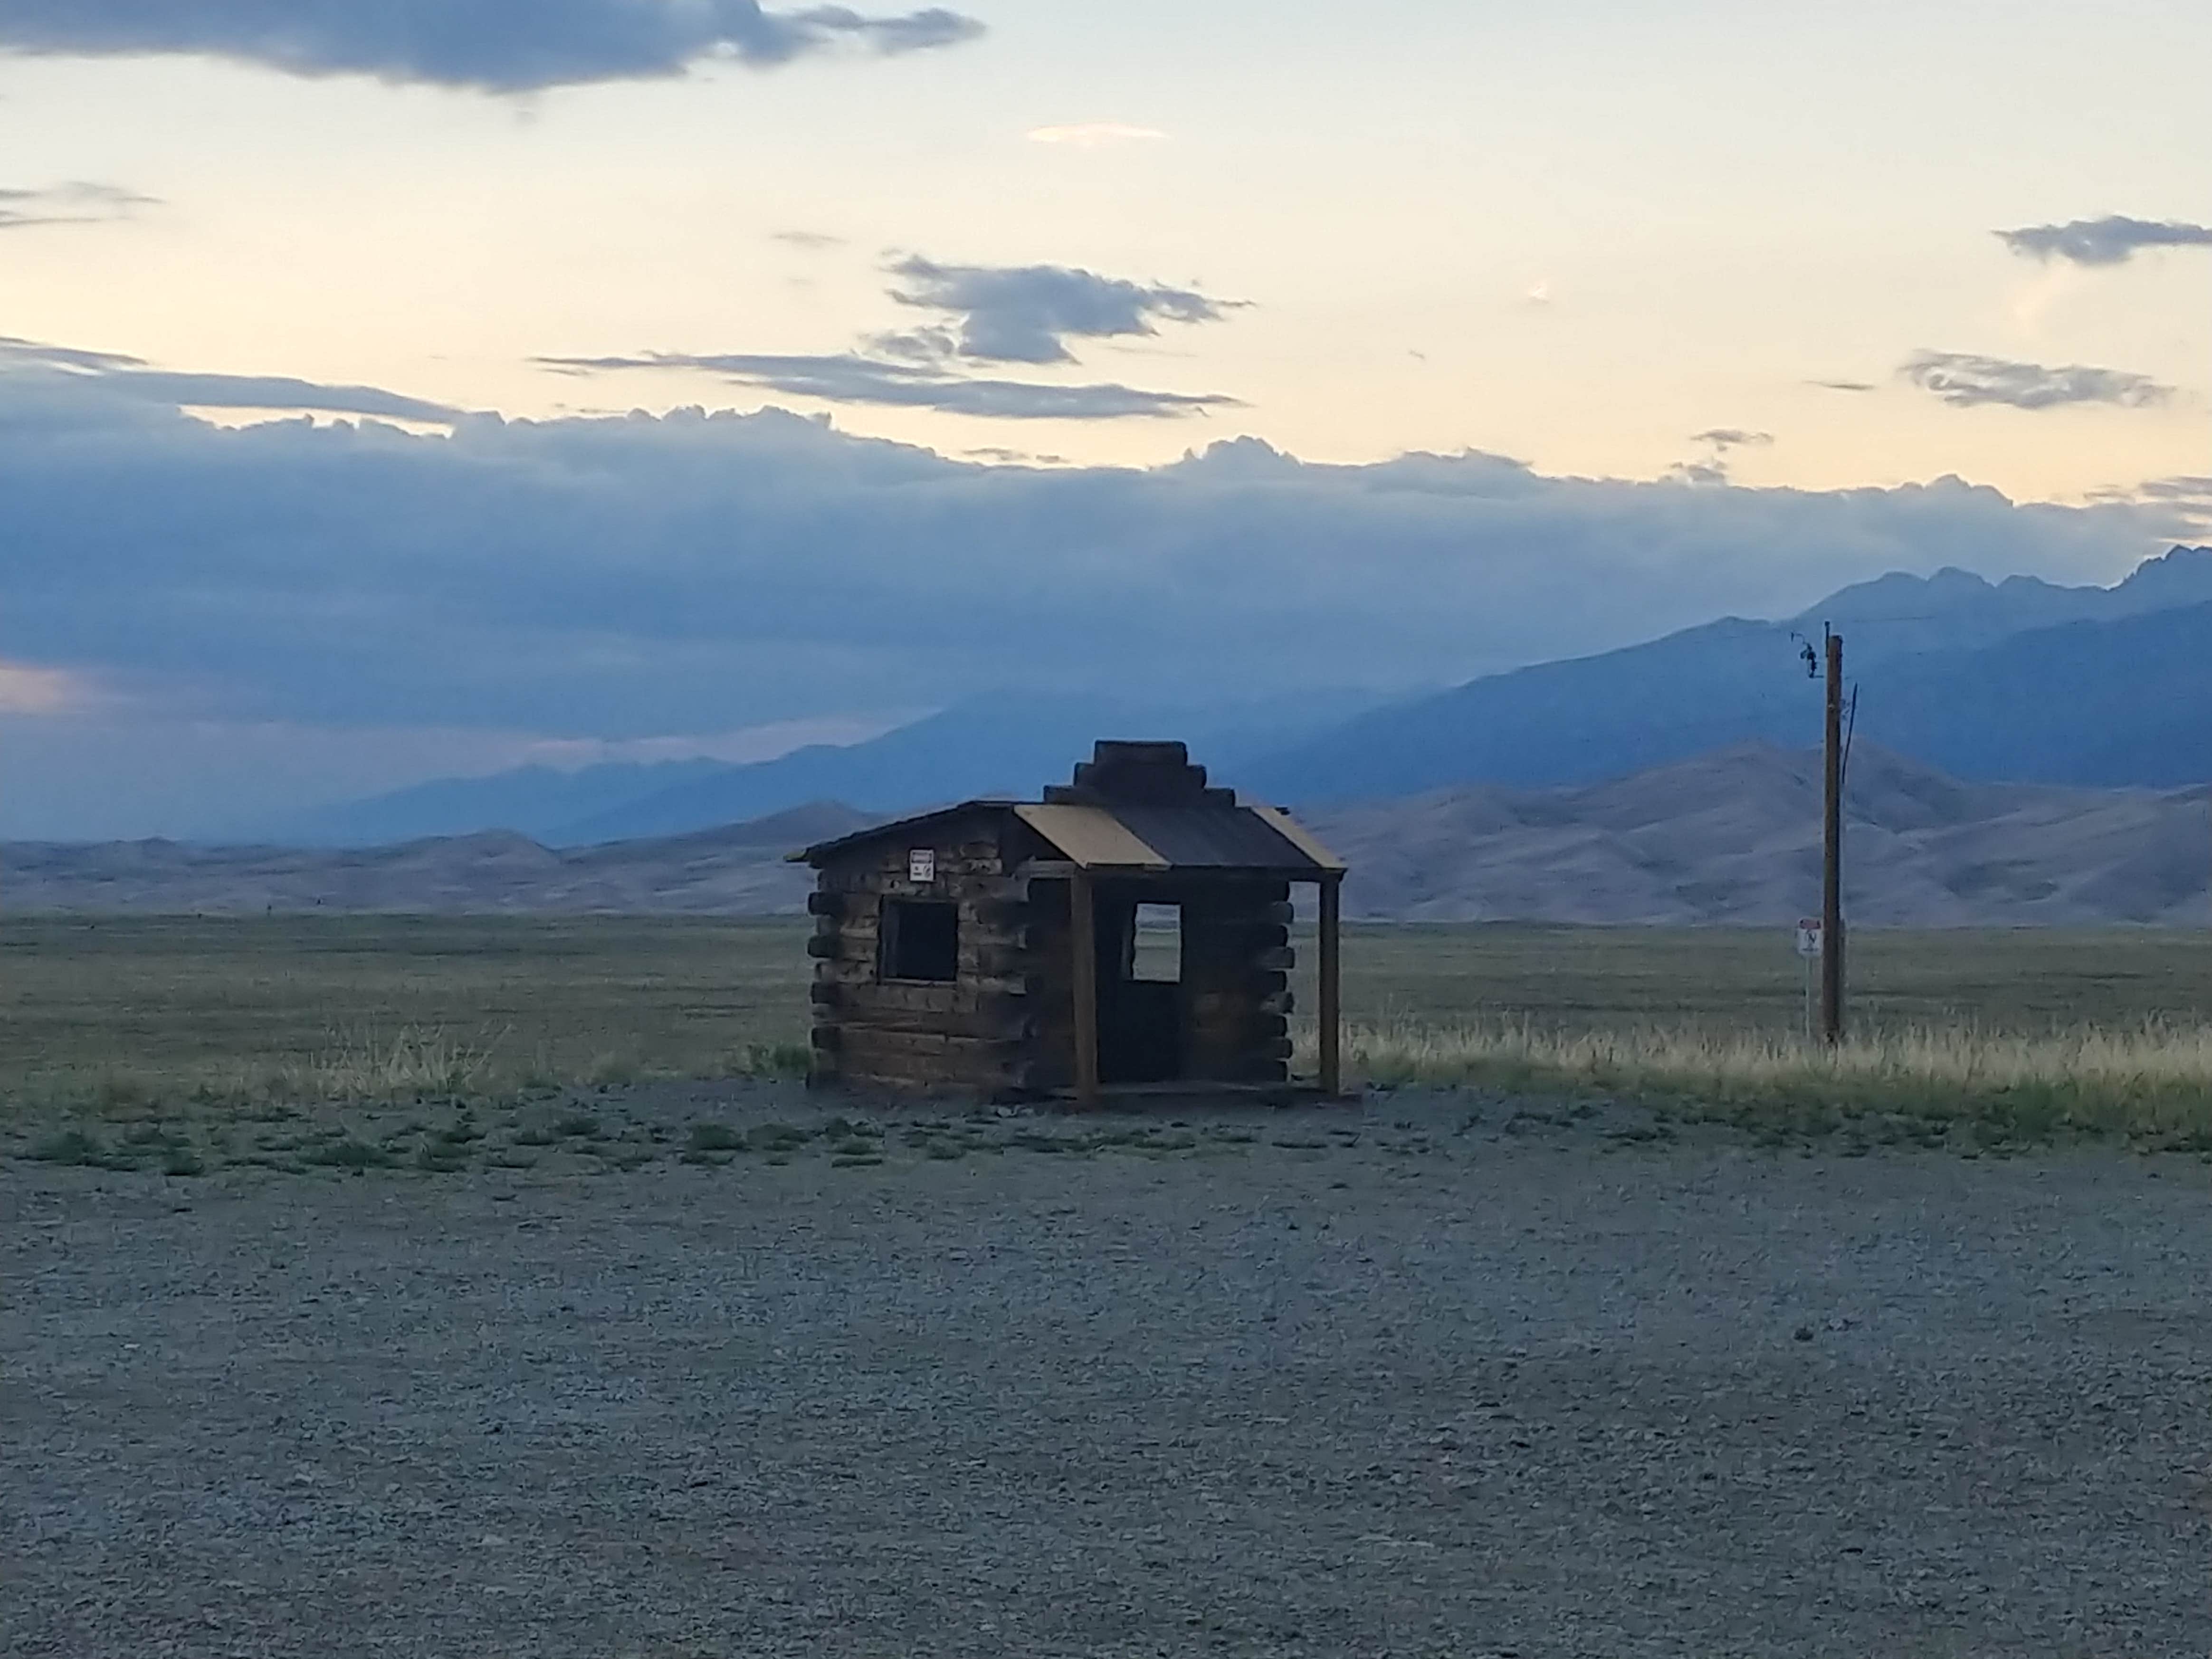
[807,814,1035,1094]
[1181,880,1297,1084]
[808,808,1302,1096]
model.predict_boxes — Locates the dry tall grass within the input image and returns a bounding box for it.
[28,1026,816,1118]
[1299,1019,2212,1141]
[291,1025,505,1102]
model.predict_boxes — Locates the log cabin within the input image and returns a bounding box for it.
[793,741,1347,1102]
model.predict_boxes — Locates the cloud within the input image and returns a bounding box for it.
[1026,123,1163,148]
[0,659,81,715]
[2116,475,2212,504]
[1811,380,1876,394]
[0,180,158,229]
[544,253,1245,418]
[771,229,845,249]
[1664,462,1728,487]
[539,348,1236,419]
[1899,350,2174,411]
[962,445,1067,466]
[0,0,984,92]
[1668,428,1773,486]
[2089,476,2212,535]
[0,350,2164,795]
[1997,216,2212,267]
[0,335,466,423]
[884,257,1234,365]
[518,712,912,770]
[130,373,467,423]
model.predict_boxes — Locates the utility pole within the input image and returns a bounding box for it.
[1821,628,1846,1044]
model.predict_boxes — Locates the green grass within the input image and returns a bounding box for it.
[9,915,2212,1145]
[1334,922,2212,1036]
[0,915,812,1107]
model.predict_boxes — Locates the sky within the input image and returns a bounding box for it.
[0,0,2206,837]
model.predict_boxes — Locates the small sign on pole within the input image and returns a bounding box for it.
[1794,917,1822,1042]
[907,848,935,884]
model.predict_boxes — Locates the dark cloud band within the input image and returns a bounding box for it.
[1996,216,2212,267]
[539,350,1236,420]
[2091,476,2212,534]
[541,252,1245,418]
[886,257,1233,365]
[0,180,157,229]
[0,353,2158,750]
[0,336,464,423]
[0,0,984,91]
[1899,351,2174,412]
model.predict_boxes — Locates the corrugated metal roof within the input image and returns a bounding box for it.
[1101,805,1311,871]
[795,796,1343,876]
[1246,803,1349,873]
[1011,804,1171,870]
[1021,801,1337,873]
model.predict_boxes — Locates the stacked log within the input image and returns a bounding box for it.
[807,817,1035,1095]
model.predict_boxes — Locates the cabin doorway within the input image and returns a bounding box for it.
[1094,893,1185,1085]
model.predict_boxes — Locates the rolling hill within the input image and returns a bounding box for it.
[266,690,1380,848]
[1312,743,2211,925]
[14,747,2208,927]
[3,803,875,917]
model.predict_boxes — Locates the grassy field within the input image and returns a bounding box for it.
[0,915,809,1105]
[8,915,2212,1144]
[1339,922,2212,1033]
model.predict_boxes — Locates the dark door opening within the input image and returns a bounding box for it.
[1096,896,1183,1084]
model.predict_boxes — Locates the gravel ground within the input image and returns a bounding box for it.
[5,1086,2210,1658]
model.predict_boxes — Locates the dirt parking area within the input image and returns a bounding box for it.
[6,1087,2210,1658]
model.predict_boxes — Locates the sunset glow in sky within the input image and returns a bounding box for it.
[0,0,2205,835]
[2,0,2203,490]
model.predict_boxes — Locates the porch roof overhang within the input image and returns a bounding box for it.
[792,798,1345,877]
[1014,801,1344,877]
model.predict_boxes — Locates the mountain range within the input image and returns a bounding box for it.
[258,691,1384,848]
[1241,545,2212,801]
[250,545,2212,847]
[14,745,2208,927]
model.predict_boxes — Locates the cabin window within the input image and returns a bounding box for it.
[880,898,959,982]
[1129,902,1182,983]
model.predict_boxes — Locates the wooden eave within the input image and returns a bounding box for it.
[788,800,1016,865]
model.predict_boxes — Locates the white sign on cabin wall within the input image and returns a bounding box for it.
[1795,918,1823,958]
[908,849,936,884]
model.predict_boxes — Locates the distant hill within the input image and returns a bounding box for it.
[3,802,877,917]
[1305,743,2211,926]
[553,694,1145,845]
[268,690,1380,848]
[1241,547,2212,801]
[14,752,2208,927]
[260,757,735,847]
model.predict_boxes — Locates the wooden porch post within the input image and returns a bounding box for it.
[1071,869,1100,1106]
[1318,873,1343,1098]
